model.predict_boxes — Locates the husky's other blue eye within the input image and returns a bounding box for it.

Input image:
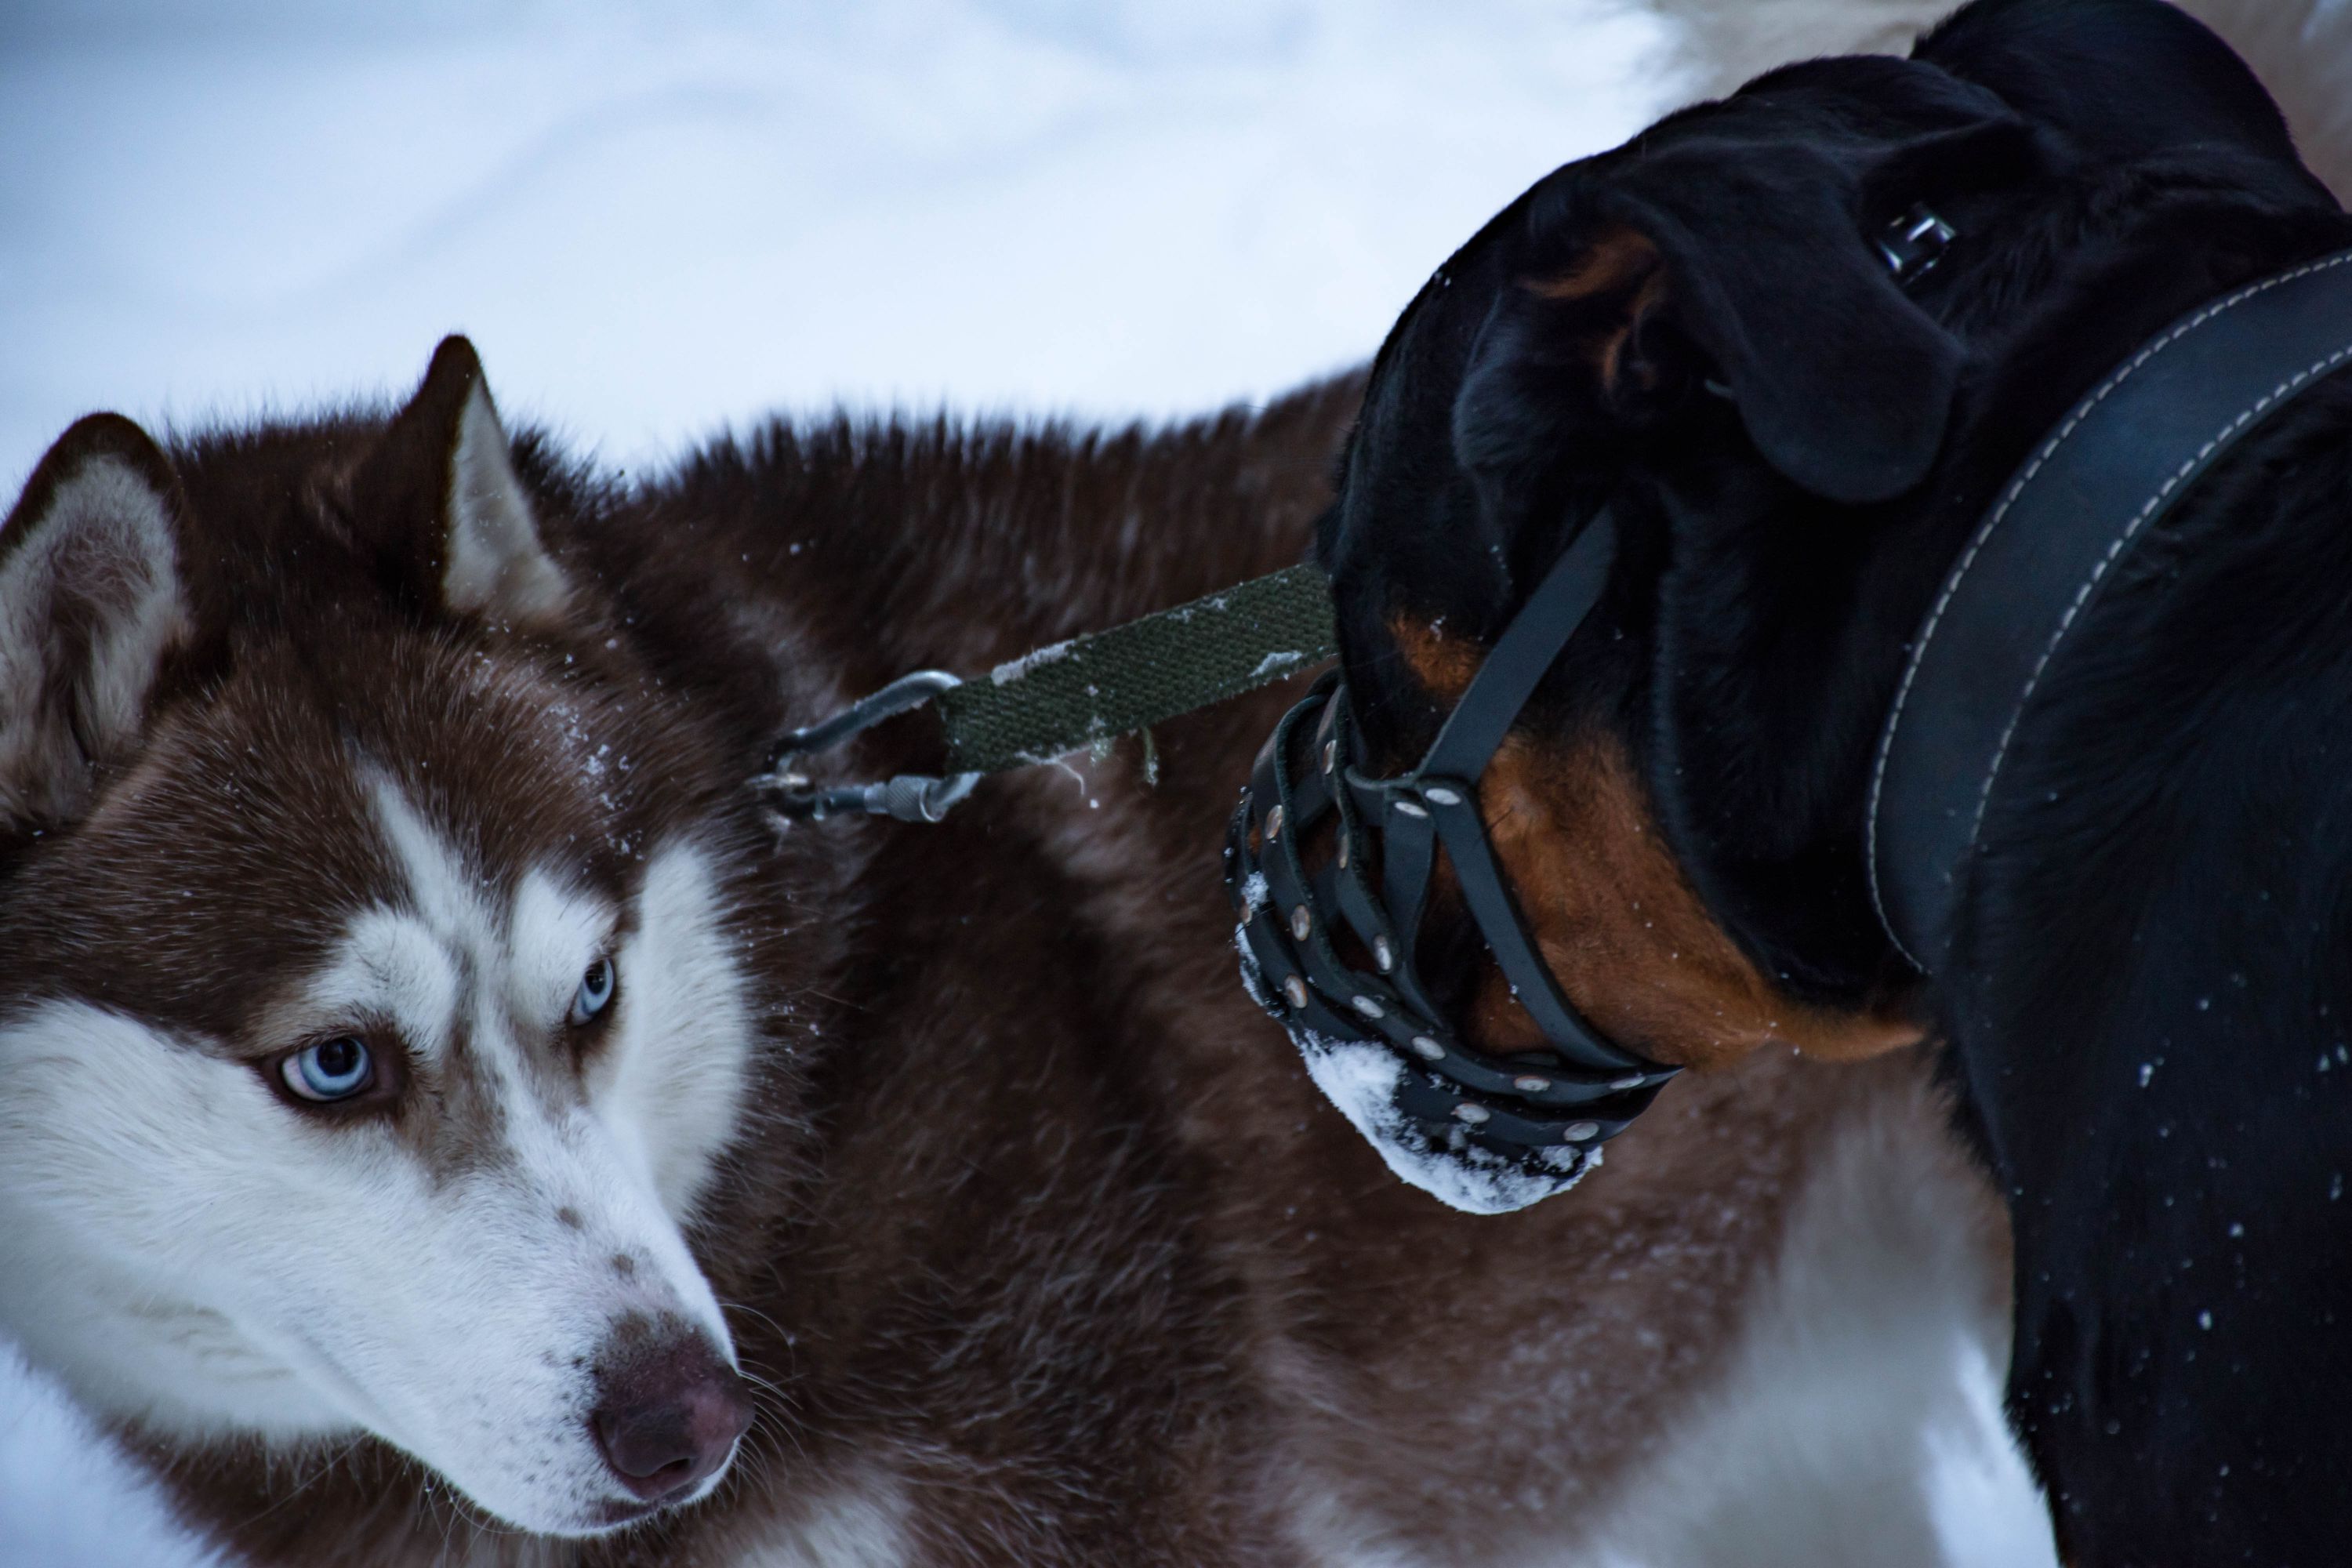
[570,957,616,1025]
[281,1036,373,1102]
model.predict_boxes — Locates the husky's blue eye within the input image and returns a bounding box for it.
[281,1036,373,1102]
[570,957,616,1025]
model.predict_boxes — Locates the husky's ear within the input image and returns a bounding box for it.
[0,416,198,828]
[355,336,572,630]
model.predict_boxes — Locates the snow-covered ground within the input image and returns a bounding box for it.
[0,3,2053,1563]
[3,0,1676,491]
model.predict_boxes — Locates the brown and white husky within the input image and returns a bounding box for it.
[0,339,2028,1565]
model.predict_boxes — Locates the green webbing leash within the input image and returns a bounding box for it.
[755,564,1338,822]
[938,564,1338,772]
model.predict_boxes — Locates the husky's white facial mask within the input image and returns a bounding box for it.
[0,349,767,1537]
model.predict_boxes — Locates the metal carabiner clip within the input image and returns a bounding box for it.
[753,670,981,824]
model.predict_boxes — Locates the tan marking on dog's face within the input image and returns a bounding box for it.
[1522,225,1671,397]
[1523,225,1661,303]
[1465,729,1922,1069]
[1390,610,1482,706]
[1377,601,1917,1069]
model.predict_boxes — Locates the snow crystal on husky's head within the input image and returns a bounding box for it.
[1235,942,1595,1216]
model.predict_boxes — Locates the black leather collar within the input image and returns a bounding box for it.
[1871,248,2352,971]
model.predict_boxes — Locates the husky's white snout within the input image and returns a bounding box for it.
[343,1094,752,1537]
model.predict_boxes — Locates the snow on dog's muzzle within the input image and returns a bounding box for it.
[1225,510,1676,1215]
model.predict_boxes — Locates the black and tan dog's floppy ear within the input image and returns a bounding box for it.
[1457,83,2031,508]
[1592,147,1963,504]
[353,335,574,630]
[0,415,198,829]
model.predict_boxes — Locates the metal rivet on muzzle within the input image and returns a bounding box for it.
[1266,803,1285,840]
[1283,976,1310,1011]
[1373,936,1394,973]
[1453,1103,1491,1125]
[1410,1036,1445,1062]
[1611,1075,1647,1092]
[1290,906,1312,941]
[1563,1121,1601,1143]
[1422,785,1464,807]
[1323,739,1337,775]
[1513,1074,1550,1094]
[1336,836,1350,869]
[1351,995,1385,1019]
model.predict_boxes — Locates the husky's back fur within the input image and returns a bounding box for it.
[0,340,2014,1564]
[1652,0,2352,198]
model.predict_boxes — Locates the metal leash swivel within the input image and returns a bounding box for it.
[753,671,982,824]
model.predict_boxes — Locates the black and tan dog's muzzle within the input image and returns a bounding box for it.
[1225,510,1676,1201]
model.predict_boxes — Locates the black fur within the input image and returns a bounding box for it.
[1319,0,2352,1559]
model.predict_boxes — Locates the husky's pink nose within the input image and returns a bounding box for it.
[590,1331,753,1504]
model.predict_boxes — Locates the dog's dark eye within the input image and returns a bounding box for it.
[281,1036,374,1102]
[570,957,616,1025]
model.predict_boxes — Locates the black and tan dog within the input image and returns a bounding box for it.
[1315,0,2352,1559]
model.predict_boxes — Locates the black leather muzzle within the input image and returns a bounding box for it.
[1225,509,1677,1211]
